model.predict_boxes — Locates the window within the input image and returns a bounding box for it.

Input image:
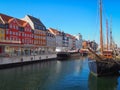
[16,26,18,30]
[13,32,15,35]
[1,30,4,34]
[22,39,24,43]
[10,31,12,35]
[0,37,3,40]
[26,28,27,32]
[22,33,24,36]
[13,25,15,29]
[6,30,9,34]
[11,37,13,40]
[10,24,12,28]
[6,37,8,40]
[16,32,18,35]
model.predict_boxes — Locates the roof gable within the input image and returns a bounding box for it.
[48,28,62,36]
[0,13,13,23]
[26,15,46,30]
[16,19,28,27]
[0,16,4,24]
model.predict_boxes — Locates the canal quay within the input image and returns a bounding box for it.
[0,57,120,90]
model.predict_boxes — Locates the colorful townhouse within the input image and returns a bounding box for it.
[61,31,69,48]
[66,33,73,50]
[0,13,83,57]
[0,17,6,54]
[0,13,21,56]
[48,28,63,52]
[74,33,83,49]
[16,19,34,55]
[46,30,56,54]
[48,28,70,52]
[0,13,35,56]
[23,15,47,54]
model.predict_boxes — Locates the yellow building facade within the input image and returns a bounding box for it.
[0,28,5,42]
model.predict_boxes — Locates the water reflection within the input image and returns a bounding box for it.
[0,61,57,90]
[0,57,119,90]
[88,73,118,90]
[0,58,87,90]
[48,58,88,90]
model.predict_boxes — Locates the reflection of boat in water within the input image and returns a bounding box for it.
[88,73,118,90]
[88,0,120,76]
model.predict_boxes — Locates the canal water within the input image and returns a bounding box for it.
[0,57,120,90]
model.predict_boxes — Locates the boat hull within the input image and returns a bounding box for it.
[88,59,119,76]
[57,52,70,60]
[57,52,80,60]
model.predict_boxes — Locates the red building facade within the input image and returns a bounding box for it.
[17,19,33,45]
[0,14,21,44]
[0,13,34,56]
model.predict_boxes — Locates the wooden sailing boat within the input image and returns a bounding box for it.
[88,0,120,76]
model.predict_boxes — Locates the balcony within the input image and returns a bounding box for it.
[0,40,21,44]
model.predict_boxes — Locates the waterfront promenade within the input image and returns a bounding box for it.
[0,53,57,68]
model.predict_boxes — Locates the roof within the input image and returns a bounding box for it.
[66,33,75,39]
[0,13,31,28]
[27,15,45,27]
[0,13,13,23]
[48,28,62,36]
[16,19,28,27]
[67,34,76,39]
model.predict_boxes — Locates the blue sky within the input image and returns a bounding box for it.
[0,0,120,46]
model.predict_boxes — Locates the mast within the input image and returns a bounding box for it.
[106,19,109,51]
[100,0,103,54]
[110,16,112,49]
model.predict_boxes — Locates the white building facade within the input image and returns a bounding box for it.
[74,33,82,49]
[46,30,56,53]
